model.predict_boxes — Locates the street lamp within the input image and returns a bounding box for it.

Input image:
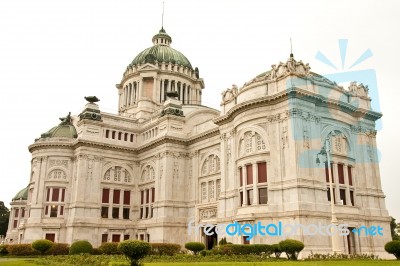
[316,136,342,254]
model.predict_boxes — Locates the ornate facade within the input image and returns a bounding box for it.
[6,28,392,258]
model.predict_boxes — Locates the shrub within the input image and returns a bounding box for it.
[271,244,282,258]
[385,240,400,260]
[0,244,9,256]
[118,240,151,266]
[279,239,304,260]
[218,237,228,246]
[69,240,93,255]
[185,242,205,255]
[99,242,122,255]
[45,243,69,255]
[32,239,53,255]
[150,243,181,256]
[211,244,272,256]
[6,244,40,256]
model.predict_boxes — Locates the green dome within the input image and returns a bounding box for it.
[41,124,77,139]
[40,112,77,139]
[13,187,28,201]
[129,28,193,70]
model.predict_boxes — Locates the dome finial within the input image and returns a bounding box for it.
[290,37,294,58]
[161,1,165,30]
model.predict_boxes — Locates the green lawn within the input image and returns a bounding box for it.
[0,258,399,266]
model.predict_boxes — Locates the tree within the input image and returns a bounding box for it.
[390,217,400,241]
[118,240,151,266]
[0,202,10,237]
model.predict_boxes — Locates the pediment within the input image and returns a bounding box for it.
[138,63,158,71]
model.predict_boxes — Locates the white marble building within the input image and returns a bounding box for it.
[6,27,392,258]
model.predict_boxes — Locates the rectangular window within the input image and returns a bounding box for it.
[327,188,336,202]
[124,133,128,141]
[146,189,149,204]
[151,187,155,203]
[14,209,19,218]
[45,233,55,242]
[112,234,121,242]
[124,235,130,240]
[21,208,25,218]
[140,207,143,219]
[52,188,59,201]
[240,191,243,206]
[45,206,49,215]
[348,166,353,186]
[338,164,345,184]
[123,208,130,219]
[61,189,65,202]
[243,236,250,244]
[247,189,253,205]
[102,234,108,243]
[60,206,64,216]
[141,191,144,205]
[239,168,243,187]
[325,162,329,182]
[46,188,50,201]
[112,207,119,219]
[259,188,268,204]
[112,131,116,139]
[102,188,110,203]
[257,162,267,183]
[13,220,17,228]
[50,205,58,217]
[145,207,149,218]
[113,190,120,204]
[150,207,153,218]
[339,189,346,205]
[246,164,253,185]
[123,191,130,205]
[101,207,108,218]
[350,191,355,206]
[105,130,109,138]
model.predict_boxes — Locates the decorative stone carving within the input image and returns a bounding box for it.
[281,123,289,149]
[303,126,310,149]
[348,82,369,97]
[201,155,221,176]
[141,165,155,182]
[200,208,217,220]
[221,84,238,104]
[49,159,69,168]
[47,169,67,180]
[104,166,131,183]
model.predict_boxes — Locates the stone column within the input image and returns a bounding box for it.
[131,85,135,105]
[242,165,247,206]
[138,79,143,100]
[252,163,259,205]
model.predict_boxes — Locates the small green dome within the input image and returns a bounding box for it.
[41,124,77,139]
[129,28,193,70]
[40,112,77,139]
[13,187,28,201]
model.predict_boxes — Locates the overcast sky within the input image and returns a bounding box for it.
[1,0,399,221]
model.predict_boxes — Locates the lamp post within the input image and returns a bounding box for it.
[316,137,342,254]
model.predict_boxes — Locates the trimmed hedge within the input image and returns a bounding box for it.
[385,240,400,260]
[185,242,205,255]
[0,244,9,256]
[69,240,93,255]
[99,242,122,255]
[278,239,304,260]
[32,239,53,255]
[118,240,151,266]
[271,244,282,258]
[212,244,273,256]
[45,243,69,255]
[150,243,181,256]
[6,244,40,256]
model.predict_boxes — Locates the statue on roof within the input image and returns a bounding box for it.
[84,96,100,103]
[59,112,72,125]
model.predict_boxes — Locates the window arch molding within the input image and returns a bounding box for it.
[102,163,134,184]
[47,168,67,180]
[199,152,221,177]
[140,164,156,183]
[321,126,354,158]
[236,126,270,158]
